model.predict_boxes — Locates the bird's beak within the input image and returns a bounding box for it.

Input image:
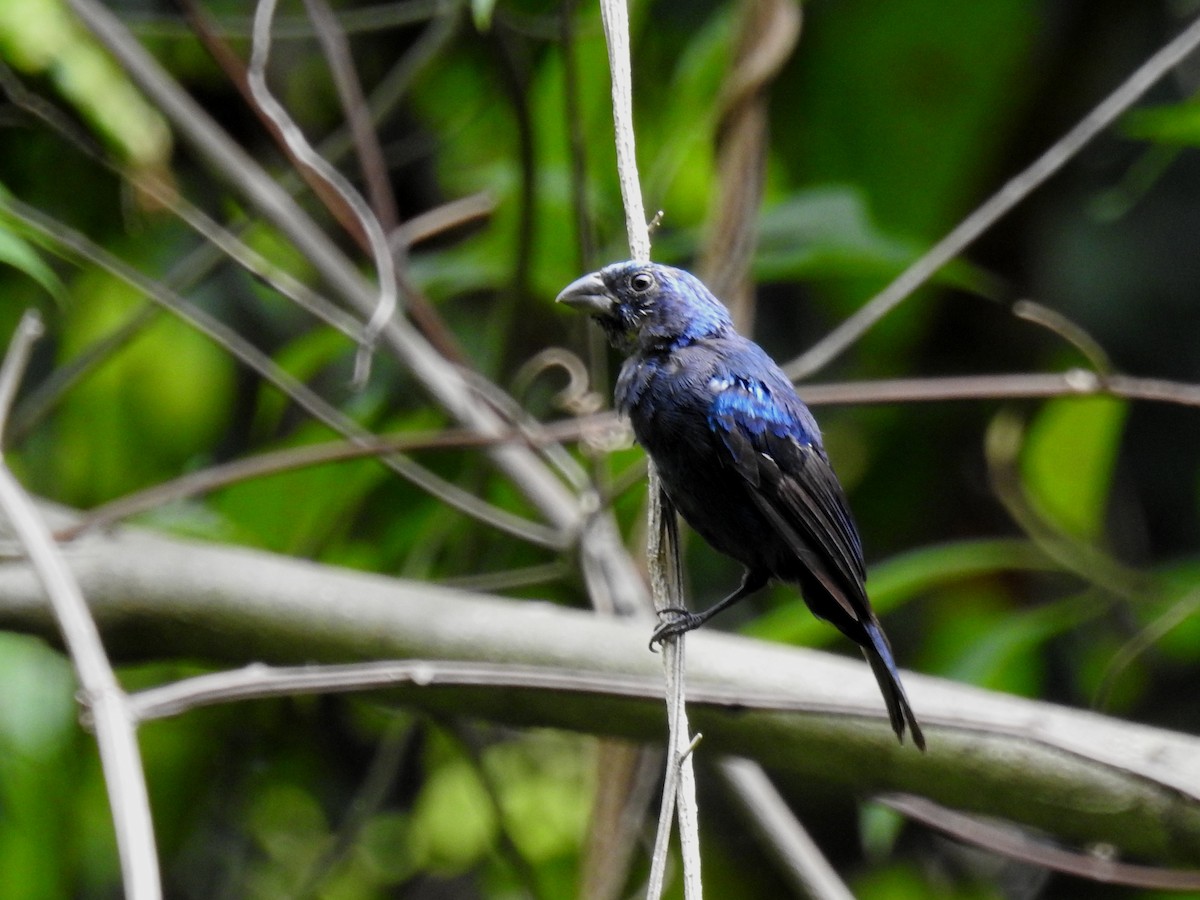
[555,272,615,315]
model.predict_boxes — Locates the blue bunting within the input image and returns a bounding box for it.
[558,261,924,749]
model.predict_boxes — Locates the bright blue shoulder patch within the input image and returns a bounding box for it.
[708,375,812,442]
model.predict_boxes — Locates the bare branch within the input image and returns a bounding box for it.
[883,794,1200,891]
[60,366,1193,540]
[796,371,1200,410]
[7,303,157,443]
[581,740,662,900]
[0,59,368,343]
[1011,299,1113,374]
[59,418,614,540]
[3,518,1200,863]
[0,322,160,899]
[699,0,801,329]
[646,480,701,900]
[0,312,43,442]
[598,0,650,263]
[594,0,699,891]
[388,191,496,250]
[719,758,854,900]
[302,0,399,232]
[67,0,370,306]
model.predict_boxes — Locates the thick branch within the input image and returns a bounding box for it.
[1,514,1199,864]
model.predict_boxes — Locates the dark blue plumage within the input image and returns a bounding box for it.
[557,261,924,749]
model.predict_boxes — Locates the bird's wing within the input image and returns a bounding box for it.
[708,376,867,604]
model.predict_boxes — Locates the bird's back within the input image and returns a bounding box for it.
[616,333,862,597]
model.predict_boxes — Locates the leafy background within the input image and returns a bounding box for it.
[3,0,1200,897]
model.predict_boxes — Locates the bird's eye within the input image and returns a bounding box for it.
[629,271,655,293]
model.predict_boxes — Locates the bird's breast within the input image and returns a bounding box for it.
[615,354,767,561]
[617,354,714,441]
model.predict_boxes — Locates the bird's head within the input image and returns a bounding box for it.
[556,261,733,355]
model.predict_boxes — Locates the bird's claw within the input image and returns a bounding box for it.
[648,608,703,651]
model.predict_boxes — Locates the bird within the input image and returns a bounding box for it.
[557,261,924,749]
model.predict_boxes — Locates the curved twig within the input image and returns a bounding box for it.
[248,0,397,386]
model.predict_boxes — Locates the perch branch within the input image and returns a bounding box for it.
[596,0,700,894]
[2,517,1200,864]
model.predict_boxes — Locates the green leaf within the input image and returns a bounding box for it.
[745,538,1058,645]
[0,226,63,303]
[927,590,1097,693]
[1020,395,1127,541]
[754,187,917,279]
[211,434,389,556]
[0,636,78,898]
[0,634,76,757]
[411,758,496,873]
[753,187,993,293]
[859,802,905,861]
[853,862,940,900]
[0,187,64,303]
[483,734,589,862]
[47,271,236,505]
[471,0,498,32]
[0,0,170,169]
[1123,101,1200,146]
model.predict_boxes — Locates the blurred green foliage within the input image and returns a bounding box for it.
[2,0,1200,897]
[0,0,170,168]
[1021,394,1127,542]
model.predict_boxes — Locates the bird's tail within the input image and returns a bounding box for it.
[861,620,925,751]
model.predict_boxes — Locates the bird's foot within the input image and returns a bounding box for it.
[649,608,704,650]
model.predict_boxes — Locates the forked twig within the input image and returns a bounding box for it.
[645,486,701,899]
